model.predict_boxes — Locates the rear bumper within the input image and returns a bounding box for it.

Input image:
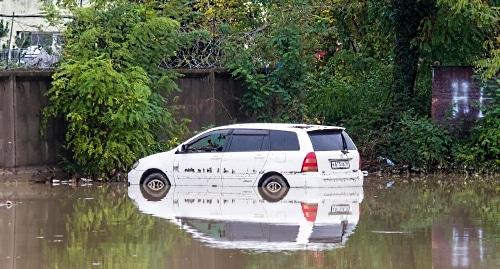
[284,171,364,187]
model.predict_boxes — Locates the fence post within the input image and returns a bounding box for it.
[209,68,216,122]
[0,72,16,168]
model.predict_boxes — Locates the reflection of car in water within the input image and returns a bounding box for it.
[129,184,363,251]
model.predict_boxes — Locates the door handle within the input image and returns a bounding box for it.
[254,154,265,159]
[210,155,222,160]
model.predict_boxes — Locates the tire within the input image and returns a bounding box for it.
[258,174,289,202]
[141,172,171,201]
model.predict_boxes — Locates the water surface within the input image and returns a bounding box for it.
[0,176,498,269]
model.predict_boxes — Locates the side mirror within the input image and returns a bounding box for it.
[180,144,188,153]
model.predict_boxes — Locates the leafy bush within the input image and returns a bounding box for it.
[223,1,313,122]
[382,113,454,171]
[454,79,500,173]
[43,2,184,178]
[307,55,392,125]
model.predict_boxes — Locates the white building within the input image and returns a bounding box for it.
[0,0,63,49]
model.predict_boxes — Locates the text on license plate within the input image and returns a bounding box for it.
[330,160,350,169]
[329,204,351,215]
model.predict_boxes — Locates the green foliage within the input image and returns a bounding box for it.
[224,0,313,121]
[0,19,8,39]
[383,113,455,171]
[40,0,498,174]
[0,19,9,50]
[217,0,498,173]
[307,54,392,125]
[417,0,498,65]
[454,79,500,172]
[44,1,185,178]
[45,57,163,175]
[14,33,31,48]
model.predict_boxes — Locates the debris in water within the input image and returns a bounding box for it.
[378,156,395,166]
[372,230,411,234]
[0,201,14,208]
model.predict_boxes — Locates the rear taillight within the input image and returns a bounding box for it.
[359,156,362,169]
[301,152,318,172]
[301,202,318,222]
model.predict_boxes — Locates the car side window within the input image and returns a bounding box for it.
[269,130,300,151]
[227,134,266,152]
[186,130,228,153]
[226,129,269,152]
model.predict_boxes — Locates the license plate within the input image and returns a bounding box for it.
[330,160,350,169]
[329,204,350,215]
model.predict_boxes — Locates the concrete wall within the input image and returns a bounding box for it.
[0,70,63,169]
[0,69,247,169]
[0,0,79,48]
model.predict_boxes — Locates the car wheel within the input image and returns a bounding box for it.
[141,173,171,201]
[259,174,289,202]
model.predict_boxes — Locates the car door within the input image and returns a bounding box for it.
[220,129,270,186]
[173,129,230,186]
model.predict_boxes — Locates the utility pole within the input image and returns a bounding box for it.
[6,12,14,68]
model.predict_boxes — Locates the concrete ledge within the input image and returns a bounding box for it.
[0,68,55,78]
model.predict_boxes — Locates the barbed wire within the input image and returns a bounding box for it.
[162,33,225,69]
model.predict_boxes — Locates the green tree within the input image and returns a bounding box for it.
[44,1,185,178]
[0,19,9,50]
[223,0,315,121]
[391,0,436,108]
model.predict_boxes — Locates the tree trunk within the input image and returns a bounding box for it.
[392,0,436,107]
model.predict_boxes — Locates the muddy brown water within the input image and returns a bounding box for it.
[0,176,498,269]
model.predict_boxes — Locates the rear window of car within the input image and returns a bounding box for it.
[308,130,356,151]
[269,130,300,151]
[227,134,266,152]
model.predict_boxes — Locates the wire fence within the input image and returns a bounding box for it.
[1,15,231,70]
[1,47,60,69]
[1,9,65,69]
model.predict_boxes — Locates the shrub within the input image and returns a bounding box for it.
[454,79,500,173]
[43,2,184,178]
[382,113,455,171]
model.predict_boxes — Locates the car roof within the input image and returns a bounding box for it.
[219,123,345,131]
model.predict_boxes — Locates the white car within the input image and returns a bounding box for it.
[128,123,363,194]
[128,185,363,251]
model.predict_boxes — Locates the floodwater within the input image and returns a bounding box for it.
[0,176,498,269]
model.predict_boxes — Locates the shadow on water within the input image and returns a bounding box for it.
[0,175,498,269]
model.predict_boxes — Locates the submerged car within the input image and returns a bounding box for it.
[128,185,364,251]
[128,123,363,194]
